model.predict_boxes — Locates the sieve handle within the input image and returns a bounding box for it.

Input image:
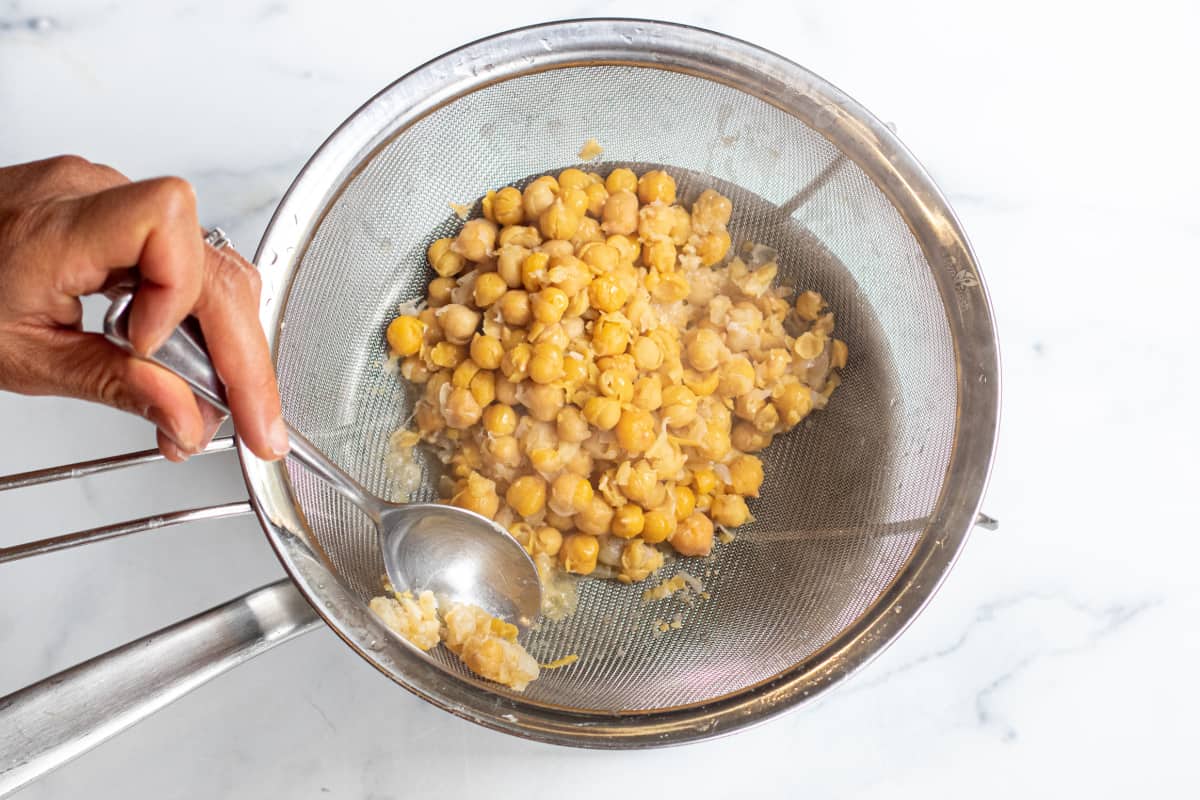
[0,579,322,797]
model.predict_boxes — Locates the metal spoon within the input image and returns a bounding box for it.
[102,289,543,628]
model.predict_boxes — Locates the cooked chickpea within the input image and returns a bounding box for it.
[400,356,431,384]
[598,369,634,404]
[523,383,564,422]
[495,376,520,406]
[607,234,640,263]
[632,374,663,411]
[684,368,720,398]
[430,341,467,369]
[644,239,676,273]
[428,237,467,278]
[544,509,574,531]
[521,251,549,292]
[529,343,564,384]
[427,276,456,306]
[669,205,692,245]
[638,203,675,242]
[650,272,690,303]
[491,186,524,226]
[560,533,599,575]
[547,255,592,296]
[442,387,482,429]
[637,170,676,205]
[794,290,825,321]
[673,485,697,521]
[453,219,497,262]
[732,421,773,452]
[605,168,637,194]
[522,175,559,219]
[661,385,698,427]
[482,403,517,435]
[452,472,500,519]
[588,273,629,313]
[831,339,849,370]
[438,304,481,344]
[551,473,594,516]
[451,359,480,389]
[591,317,629,356]
[583,396,622,431]
[560,186,589,218]
[571,216,604,248]
[629,337,662,371]
[612,504,645,539]
[712,494,751,527]
[496,290,531,326]
[670,512,714,556]
[561,352,589,386]
[557,168,590,191]
[500,342,531,381]
[386,315,424,356]
[619,539,665,583]
[473,272,508,308]
[556,406,590,443]
[692,467,718,496]
[539,199,582,240]
[506,475,547,517]
[691,189,733,233]
[696,230,732,266]
[469,370,494,407]
[641,510,675,544]
[575,496,614,536]
[531,287,569,325]
[498,224,541,249]
[601,190,638,235]
[615,408,656,453]
[567,449,594,478]
[578,242,619,274]
[685,328,723,371]
[495,245,530,288]
[584,182,609,217]
[470,334,503,370]
[719,356,756,397]
[773,381,813,427]
[531,526,563,557]
[794,331,824,360]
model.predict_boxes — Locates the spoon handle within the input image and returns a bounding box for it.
[103,289,384,519]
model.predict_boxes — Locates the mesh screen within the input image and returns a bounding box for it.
[274,65,956,712]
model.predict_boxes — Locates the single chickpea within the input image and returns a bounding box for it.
[400,356,431,384]
[522,175,560,220]
[622,461,664,508]
[523,383,565,422]
[669,205,692,246]
[588,273,630,313]
[684,328,723,371]
[698,426,732,462]
[560,186,589,218]
[794,290,825,322]
[498,224,541,249]
[544,509,574,531]
[427,276,457,306]
[612,504,645,539]
[482,403,518,436]
[831,339,849,370]
[641,510,675,544]
[438,304,481,345]
[508,522,535,551]
[428,237,467,278]
[644,239,677,273]
[696,230,732,266]
[386,315,424,356]
[539,199,582,240]
[506,475,547,517]
[637,170,677,205]
[496,290,532,326]
[615,408,656,453]
[540,239,575,260]
[451,359,480,389]
[575,496,614,536]
[496,245,530,288]
[488,435,522,467]
[607,234,640,263]
[491,186,524,226]
[453,219,498,262]
[673,485,697,521]
[442,387,482,429]
[469,334,504,370]
[591,317,630,356]
[632,374,663,411]
[712,493,751,527]
[661,385,698,427]
[670,512,714,556]
[529,343,564,384]
[495,376,520,406]
[773,381,813,427]
[719,356,757,397]
[452,472,500,519]
[579,242,619,274]
[556,407,590,443]
[531,526,563,557]
[560,533,599,575]
[473,272,508,308]
[734,390,765,422]
[521,251,550,292]
[430,341,467,369]
[584,182,609,217]
[605,167,637,194]
[601,190,639,235]
[551,473,594,516]
[692,467,718,496]
[561,352,590,386]
[732,420,773,452]
[567,449,594,478]
[583,396,622,431]
[598,368,634,403]
[558,168,590,191]
[630,337,663,371]
[753,402,780,434]
[691,189,733,234]
[619,539,665,582]
[531,287,570,325]
[650,272,690,303]
[469,370,494,407]
[500,342,532,382]
[794,331,825,361]
[570,216,604,249]
[638,203,675,242]
[547,255,592,296]
[683,368,720,398]
[414,401,444,434]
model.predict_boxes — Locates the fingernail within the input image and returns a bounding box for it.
[268,417,291,457]
[149,409,198,454]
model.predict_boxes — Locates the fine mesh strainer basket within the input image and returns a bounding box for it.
[0,18,999,790]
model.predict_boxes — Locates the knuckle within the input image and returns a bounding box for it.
[149,176,198,217]
[209,250,261,298]
[40,154,93,180]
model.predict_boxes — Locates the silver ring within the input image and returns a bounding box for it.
[203,227,232,251]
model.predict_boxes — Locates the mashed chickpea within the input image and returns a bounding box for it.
[378,166,848,691]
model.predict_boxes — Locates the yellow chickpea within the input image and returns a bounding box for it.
[442,387,482,429]
[587,273,629,313]
[632,374,663,411]
[430,341,467,369]
[584,182,609,217]
[496,290,532,326]
[451,358,480,389]
[732,421,773,452]
[546,255,592,296]
[555,406,590,443]
[794,290,825,321]
[438,304,481,345]
[612,504,645,539]
[570,216,604,249]
[531,287,569,325]
[592,316,629,356]
[623,461,665,508]
[427,276,456,306]
[583,396,622,431]
[469,334,503,370]
[428,237,467,278]
[673,485,697,521]
[598,368,633,404]
[482,403,517,436]
[540,239,575,261]
[508,521,535,551]
[560,186,589,218]
[521,251,550,292]
[691,189,733,234]
[567,449,594,478]
[692,467,718,496]
[452,472,500,519]
[696,230,732,266]
[453,219,498,262]
[670,512,714,556]
[638,203,675,242]
[684,328,723,371]
[753,402,780,434]
[637,170,676,205]
[650,272,690,303]
[661,385,698,427]
[523,383,564,422]
[551,473,594,516]
[683,368,720,398]
[712,494,752,527]
[831,339,849,370]
[400,356,431,384]
[496,245,530,288]
[522,175,560,219]
[473,272,507,308]
[607,234,640,263]
[495,376,520,406]
[529,343,564,384]
[773,381,813,427]
[561,352,589,386]
[544,510,574,531]
[575,496,614,536]
[641,510,675,544]
[618,539,665,582]
[531,526,563,557]
[386,315,424,356]
[626,337,661,372]
[794,331,824,360]
[719,356,757,397]
[601,190,639,236]
[669,205,692,246]
[469,370,494,407]
[698,425,732,462]
[506,475,547,517]
[491,186,524,226]
[500,342,532,382]
[560,533,599,575]
[605,167,637,194]
[643,239,677,273]
[558,168,590,191]
[539,199,582,240]
[615,408,656,453]
[498,224,541,249]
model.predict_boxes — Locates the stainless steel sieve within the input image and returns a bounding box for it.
[0,18,1000,793]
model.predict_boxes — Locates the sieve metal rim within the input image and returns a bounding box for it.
[243,18,1001,748]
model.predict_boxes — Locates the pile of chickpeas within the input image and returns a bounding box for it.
[385,166,845,586]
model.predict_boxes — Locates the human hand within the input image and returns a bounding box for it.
[0,155,288,462]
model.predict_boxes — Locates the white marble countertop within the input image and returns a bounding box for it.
[2,1,1198,797]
